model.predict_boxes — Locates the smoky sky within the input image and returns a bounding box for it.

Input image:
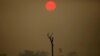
[0,0,100,56]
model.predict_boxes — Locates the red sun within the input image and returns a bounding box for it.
[45,1,56,11]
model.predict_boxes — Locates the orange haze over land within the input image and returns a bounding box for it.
[0,0,100,56]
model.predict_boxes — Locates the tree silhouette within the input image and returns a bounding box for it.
[19,50,48,56]
[47,33,54,56]
[0,53,6,56]
[68,51,77,56]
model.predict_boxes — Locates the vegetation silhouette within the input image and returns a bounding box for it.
[0,53,6,56]
[19,50,48,56]
[67,51,77,56]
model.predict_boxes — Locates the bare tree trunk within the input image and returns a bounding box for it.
[47,33,54,56]
[51,42,54,56]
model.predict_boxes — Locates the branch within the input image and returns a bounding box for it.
[47,33,54,43]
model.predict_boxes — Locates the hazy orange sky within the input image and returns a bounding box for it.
[0,0,100,56]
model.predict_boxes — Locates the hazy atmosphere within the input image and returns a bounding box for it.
[0,0,100,56]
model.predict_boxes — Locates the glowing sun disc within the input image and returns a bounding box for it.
[45,1,56,11]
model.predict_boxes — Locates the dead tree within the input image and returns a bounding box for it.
[47,33,54,56]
